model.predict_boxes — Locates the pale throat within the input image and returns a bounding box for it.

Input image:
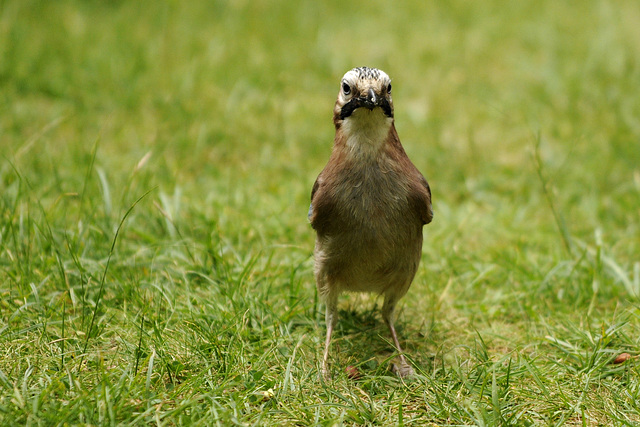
[341,108,393,160]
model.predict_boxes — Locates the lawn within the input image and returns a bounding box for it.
[1,0,639,425]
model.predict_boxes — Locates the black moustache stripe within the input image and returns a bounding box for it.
[339,97,393,120]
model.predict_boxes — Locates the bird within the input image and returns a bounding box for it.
[309,66,433,378]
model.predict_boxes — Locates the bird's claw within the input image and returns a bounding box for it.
[321,365,332,381]
[391,361,415,378]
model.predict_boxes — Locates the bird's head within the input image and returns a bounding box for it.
[333,67,394,129]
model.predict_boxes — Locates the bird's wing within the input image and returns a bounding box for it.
[308,175,322,222]
[416,174,434,225]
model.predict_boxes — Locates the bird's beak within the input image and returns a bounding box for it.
[361,88,380,110]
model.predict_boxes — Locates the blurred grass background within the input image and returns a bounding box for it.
[1,0,639,424]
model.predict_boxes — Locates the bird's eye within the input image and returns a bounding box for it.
[387,83,392,94]
[342,82,351,95]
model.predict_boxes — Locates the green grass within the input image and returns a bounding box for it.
[1,0,640,425]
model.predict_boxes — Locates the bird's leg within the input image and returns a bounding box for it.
[382,295,414,377]
[322,292,338,379]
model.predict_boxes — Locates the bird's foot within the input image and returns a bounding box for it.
[391,360,415,378]
[321,365,332,381]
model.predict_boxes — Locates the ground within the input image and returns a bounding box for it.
[1,0,639,425]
